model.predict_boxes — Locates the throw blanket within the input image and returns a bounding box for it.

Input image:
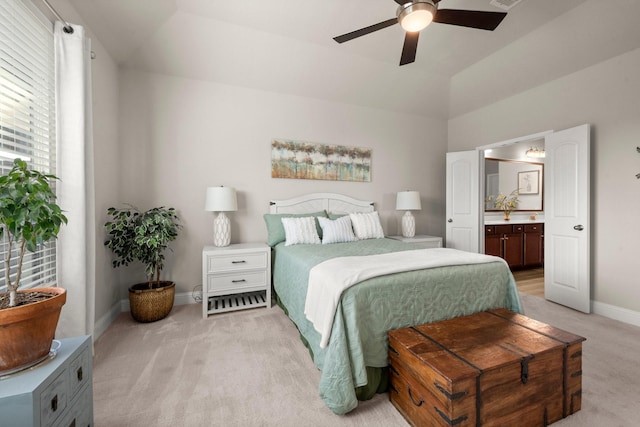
[304,248,506,348]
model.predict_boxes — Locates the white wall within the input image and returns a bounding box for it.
[118,69,448,297]
[449,47,640,318]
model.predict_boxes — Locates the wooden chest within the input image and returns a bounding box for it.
[388,309,585,427]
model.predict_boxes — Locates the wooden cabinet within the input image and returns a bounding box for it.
[524,224,544,266]
[485,223,543,269]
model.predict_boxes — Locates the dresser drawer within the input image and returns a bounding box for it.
[53,383,93,427]
[206,252,267,273]
[40,371,68,426]
[524,223,543,233]
[207,270,267,293]
[68,346,91,400]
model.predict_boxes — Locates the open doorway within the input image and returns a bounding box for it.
[447,125,590,311]
[478,134,548,297]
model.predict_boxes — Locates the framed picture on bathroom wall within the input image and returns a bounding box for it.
[518,170,539,195]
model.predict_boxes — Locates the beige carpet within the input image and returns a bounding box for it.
[93,295,640,426]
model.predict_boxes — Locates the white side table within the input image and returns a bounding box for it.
[387,235,443,249]
[202,243,271,318]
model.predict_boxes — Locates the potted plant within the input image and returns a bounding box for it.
[104,206,181,322]
[0,159,68,373]
[489,189,520,220]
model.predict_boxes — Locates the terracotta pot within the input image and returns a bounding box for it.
[0,287,66,374]
[128,281,175,323]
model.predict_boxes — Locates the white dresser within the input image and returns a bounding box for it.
[202,243,271,318]
[0,335,93,427]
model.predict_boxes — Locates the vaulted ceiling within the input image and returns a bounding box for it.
[62,0,640,118]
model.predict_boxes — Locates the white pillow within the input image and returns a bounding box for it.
[281,216,321,246]
[349,211,384,240]
[317,216,356,244]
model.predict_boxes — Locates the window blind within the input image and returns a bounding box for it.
[0,0,57,292]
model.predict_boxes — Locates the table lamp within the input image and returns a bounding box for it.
[205,186,237,246]
[396,191,421,238]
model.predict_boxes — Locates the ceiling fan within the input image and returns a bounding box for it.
[333,0,507,66]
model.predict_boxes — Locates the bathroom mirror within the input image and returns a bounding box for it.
[485,158,544,211]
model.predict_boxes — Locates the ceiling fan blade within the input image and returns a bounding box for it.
[333,18,398,44]
[400,31,419,66]
[434,9,507,31]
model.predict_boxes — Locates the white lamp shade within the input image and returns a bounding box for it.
[396,191,422,211]
[205,186,237,212]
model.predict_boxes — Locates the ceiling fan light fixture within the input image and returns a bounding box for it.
[397,1,437,32]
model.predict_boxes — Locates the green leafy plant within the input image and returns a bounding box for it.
[0,159,68,307]
[488,189,519,217]
[104,206,181,289]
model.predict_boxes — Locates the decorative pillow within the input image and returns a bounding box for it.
[281,216,321,246]
[349,211,384,240]
[327,212,347,220]
[317,216,356,244]
[263,211,326,246]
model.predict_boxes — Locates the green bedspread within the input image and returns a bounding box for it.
[272,238,523,415]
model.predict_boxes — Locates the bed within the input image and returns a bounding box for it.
[266,193,523,415]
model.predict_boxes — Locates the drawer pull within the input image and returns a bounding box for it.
[389,345,399,356]
[51,394,58,412]
[77,366,83,382]
[407,386,424,407]
[232,279,246,283]
[231,260,247,264]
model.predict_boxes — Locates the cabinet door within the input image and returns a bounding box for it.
[503,232,523,267]
[524,224,543,266]
[485,234,502,258]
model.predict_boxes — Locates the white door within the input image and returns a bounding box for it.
[446,150,481,252]
[544,124,591,313]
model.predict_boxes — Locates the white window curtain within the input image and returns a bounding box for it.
[54,21,95,338]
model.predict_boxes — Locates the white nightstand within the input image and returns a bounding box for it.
[202,243,271,318]
[387,235,443,249]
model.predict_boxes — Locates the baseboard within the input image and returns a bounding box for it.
[592,300,640,328]
[94,302,123,341]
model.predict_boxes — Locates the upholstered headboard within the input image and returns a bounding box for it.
[269,193,374,214]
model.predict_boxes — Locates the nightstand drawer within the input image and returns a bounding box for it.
[206,252,267,273]
[207,270,267,292]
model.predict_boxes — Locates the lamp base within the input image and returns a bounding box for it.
[401,211,416,238]
[213,212,231,247]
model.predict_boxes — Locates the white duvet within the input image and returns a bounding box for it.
[304,247,505,348]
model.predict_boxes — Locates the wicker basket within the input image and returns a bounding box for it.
[128,281,175,323]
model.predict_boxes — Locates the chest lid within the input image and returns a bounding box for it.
[393,311,568,381]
